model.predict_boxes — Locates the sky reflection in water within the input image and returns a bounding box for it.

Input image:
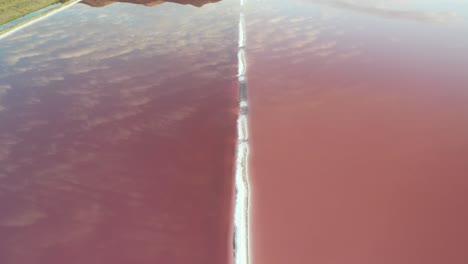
[0,1,238,264]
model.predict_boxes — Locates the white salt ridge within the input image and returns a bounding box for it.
[234,0,250,263]
[237,115,248,142]
[239,13,246,48]
[238,48,246,79]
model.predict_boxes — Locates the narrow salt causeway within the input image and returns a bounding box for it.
[234,0,250,263]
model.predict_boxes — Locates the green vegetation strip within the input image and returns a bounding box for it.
[0,0,77,37]
[0,0,68,25]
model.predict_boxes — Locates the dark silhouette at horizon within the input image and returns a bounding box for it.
[81,0,221,8]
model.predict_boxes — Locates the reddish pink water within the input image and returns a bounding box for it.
[0,1,238,263]
[2,0,468,263]
[248,0,468,263]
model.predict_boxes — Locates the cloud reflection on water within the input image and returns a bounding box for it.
[0,1,238,263]
[301,0,460,23]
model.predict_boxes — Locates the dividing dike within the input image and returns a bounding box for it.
[234,0,250,264]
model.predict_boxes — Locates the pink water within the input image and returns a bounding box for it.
[1,0,468,263]
[0,1,239,263]
[247,0,468,263]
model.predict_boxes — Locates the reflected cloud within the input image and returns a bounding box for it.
[309,0,459,23]
[81,0,221,8]
[0,0,238,197]
[0,0,239,258]
[0,84,11,112]
[0,206,47,227]
[0,134,20,162]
